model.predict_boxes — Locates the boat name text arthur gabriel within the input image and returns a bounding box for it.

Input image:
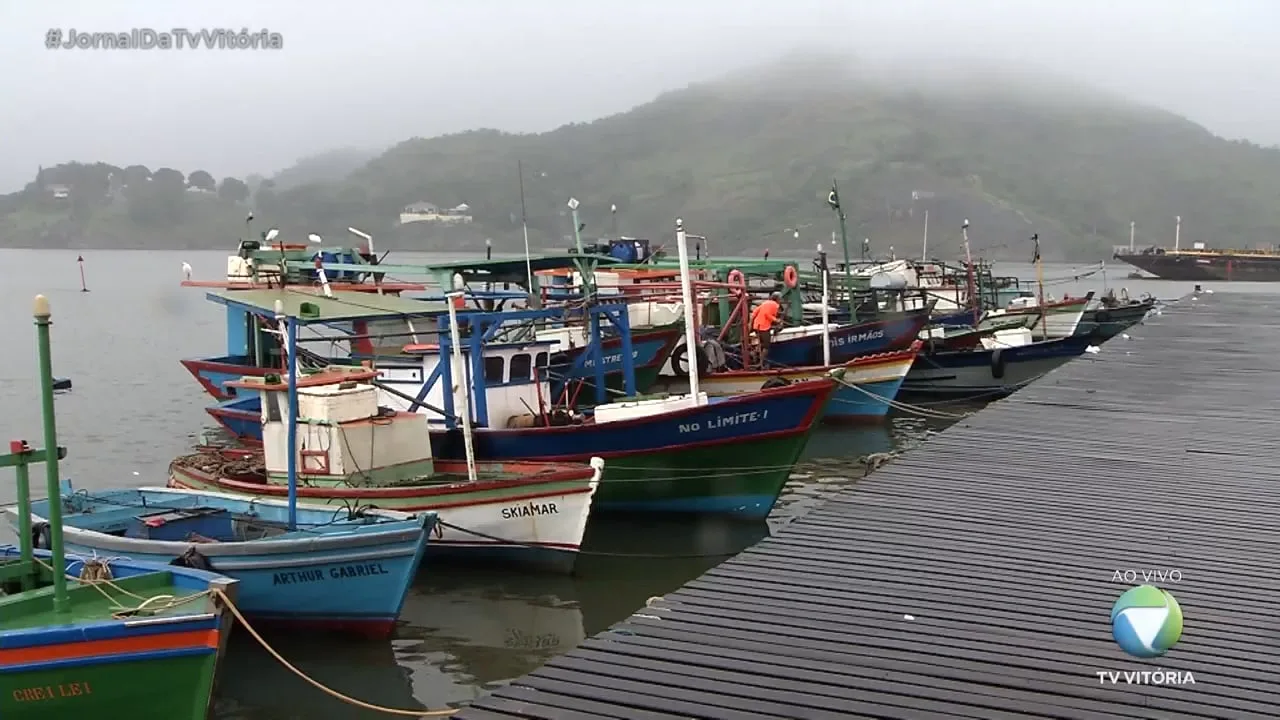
[12,682,92,702]
[679,410,769,434]
[579,348,642,369]
[502,501,559,519]
[831,329,886,346]
[272,562,389,585]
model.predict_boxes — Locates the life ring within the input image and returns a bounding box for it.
[726,269,745,296]
[783,266,798,289]
[669,342,709,377]
[990,348,1006,379]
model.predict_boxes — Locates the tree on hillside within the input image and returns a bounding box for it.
[218,177,250,204]
[188,170,217,191]
[152,167,185,189]
[122,165,152,187]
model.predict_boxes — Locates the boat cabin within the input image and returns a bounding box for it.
[374,340,556,429]
[228,367,436,483]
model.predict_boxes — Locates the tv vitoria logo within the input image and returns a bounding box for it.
[1111,585,1183,658]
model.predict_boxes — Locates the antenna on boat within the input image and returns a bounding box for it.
[674,218,704,406]
[446,273,478,483]
[1174,215,1182,251]
[275,299,300,530]
[1129,220,1135,252]
[517,159,537,308]
[77,255,89,292]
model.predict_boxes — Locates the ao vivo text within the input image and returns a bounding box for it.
[1112,568,1182,583]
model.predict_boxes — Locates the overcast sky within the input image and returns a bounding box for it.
[2,0,1278,192]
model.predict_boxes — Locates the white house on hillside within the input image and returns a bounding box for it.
[399,201,474,225]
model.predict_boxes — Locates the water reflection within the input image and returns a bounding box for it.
[212,633,422,719]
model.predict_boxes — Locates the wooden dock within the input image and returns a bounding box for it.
[455,291,1280,720]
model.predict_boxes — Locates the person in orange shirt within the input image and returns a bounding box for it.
[749,292,783,364]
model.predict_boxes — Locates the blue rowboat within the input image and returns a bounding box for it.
[6,485,435,639]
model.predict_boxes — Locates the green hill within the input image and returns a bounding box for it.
[6,54,1280,260]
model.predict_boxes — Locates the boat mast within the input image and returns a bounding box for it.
[1174,215,1182,251]
[33,295,71,615]
[674,218,703,405]
[962,219,978,326]
[818,244,831,366]
[1032,234,1047,338]
[446,273,479,482]
[828,180,855,321]
[517,160,537,308]
[276,299,299,530]
[922,209,929,261]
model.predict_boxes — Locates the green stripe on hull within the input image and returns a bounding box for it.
[592,432,810,513]
[172,473,593,510]
[0,652,217,719]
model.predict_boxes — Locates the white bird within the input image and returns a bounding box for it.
[1206,288,1215,294]
[308,233,323,244]
[1084,345,1101,354]
[265,228,280,243]
[182,262,192,280]
[1120,333,1130,340]
[903,614,916,621]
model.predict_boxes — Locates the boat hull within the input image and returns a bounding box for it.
[181,355,262,401]
[1074,300,1154,340]
[765,310,930,367]
[168,461,599,575]
[1113,252,1226,280]
[14,489,433,639]
[429,379,836,519]
[0,548,234,720]
[656,348,916,422]
[899,335,1093,400]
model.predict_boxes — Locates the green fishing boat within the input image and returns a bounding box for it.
[1,295,237,720]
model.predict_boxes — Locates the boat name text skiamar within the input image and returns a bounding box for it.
[271,562,390,585]
[831,329,886,347]
[679,410,769,434]
[502,501,560,519]
[12,682,92,702]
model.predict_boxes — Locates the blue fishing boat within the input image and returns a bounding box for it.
[900,333,1096,400]
[9,486,435,639]
[762,308,932,367]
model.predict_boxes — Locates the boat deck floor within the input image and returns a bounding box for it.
[0,565,212,631]
[454,290,1280,718]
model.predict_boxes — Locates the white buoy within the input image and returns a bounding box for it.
[447,273,478,483]
[674,219,703,405]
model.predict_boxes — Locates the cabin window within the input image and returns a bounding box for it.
[535,352,549,370]
[265,393,282,422]
[509,353,532,381]
[484,356,506,384]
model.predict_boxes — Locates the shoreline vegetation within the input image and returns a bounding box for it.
[5,55,1280,262]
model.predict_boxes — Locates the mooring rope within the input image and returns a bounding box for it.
[210,588,457,717]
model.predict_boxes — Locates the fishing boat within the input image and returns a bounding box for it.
[757,308,932,367]
[899,332,1096,400]
[171,360,603,575]
[1,294,237,720]
[10,486,436,639]
[655,343,917,422]
[1074,290,1156,340]
[429,221,841,518]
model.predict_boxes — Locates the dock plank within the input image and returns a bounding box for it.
[455,292,1280,719]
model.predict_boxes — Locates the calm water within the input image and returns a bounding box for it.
[0,249,1245,716]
